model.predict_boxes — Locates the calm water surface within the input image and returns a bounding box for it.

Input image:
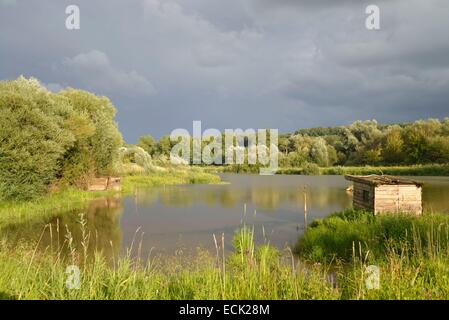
[6,174,449,259]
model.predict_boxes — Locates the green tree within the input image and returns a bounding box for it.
[157,135,172,156]
[326,145,338,166]
[309,137,329,167]
[0,77,124,199]
[278,135,290,155]
[0,77,75,199]
[382,126,405,164]
[427,136,449,163]
[403,122,432,163]
[59,89,123,185]
[138,134,157,155]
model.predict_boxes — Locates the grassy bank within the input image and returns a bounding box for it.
[0,227,337,300]
[2,210,449,300]
[121,168,221,193]
[296,209,449,262]
[0,169,220,229]
[0,234,337,300]
[205,164,449,176]
[279,164,449,176]
[319,164,449,176]
[295,210,449,299]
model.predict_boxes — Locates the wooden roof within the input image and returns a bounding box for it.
[345,175,423,187]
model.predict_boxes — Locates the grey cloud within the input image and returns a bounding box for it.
[60,50,156,97]
[252,0,385,10]
[43,82,64,93]
[0,0,16,6]
[0,0,448,142]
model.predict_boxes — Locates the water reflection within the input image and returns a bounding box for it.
[2,196,123,262]
[133,175,353,213]
[3,174,449,260]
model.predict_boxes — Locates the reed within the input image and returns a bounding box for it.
[0,224,338,300]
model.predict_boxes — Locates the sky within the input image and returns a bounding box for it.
[1,0,448,142]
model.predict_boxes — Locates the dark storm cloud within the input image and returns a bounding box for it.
[0,0,448,142]
[253,0,380,9]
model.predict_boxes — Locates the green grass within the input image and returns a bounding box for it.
[121,169,221,193]
[319,164,449,176]
[0,189,104,229]
[0,226,338,300]
[205,164,449,176]
[295,209,449,262]
[294,209,449,299]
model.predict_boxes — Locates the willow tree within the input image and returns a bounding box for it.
[0,77,123,200]
[59,89,123,187]
[0,77,75,199]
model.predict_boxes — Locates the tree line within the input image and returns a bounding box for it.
[137,119,449,168]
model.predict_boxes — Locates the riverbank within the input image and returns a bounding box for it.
[320,164,449,176]
[1,209,449,299]
[0,169,220,229]
[204,164,449,176]
[0,227,338,300]
[295,209,449,299]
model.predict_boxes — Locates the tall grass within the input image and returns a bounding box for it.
[295,209,449,263]
[295,209,449,299]
[0,223,338,300]
[2,210,449,300]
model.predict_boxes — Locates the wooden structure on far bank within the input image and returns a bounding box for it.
[345,175,423,215]
[88,177,121,192]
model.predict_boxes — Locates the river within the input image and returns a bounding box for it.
[5,174,449,260]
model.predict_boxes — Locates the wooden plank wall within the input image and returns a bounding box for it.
[352,181,375,211]
[88,177,121,192]
[88,177,109,191]
[374,185,422,215]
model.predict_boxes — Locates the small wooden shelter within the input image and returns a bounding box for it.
[345,175,423,215]
[88,177,121,192]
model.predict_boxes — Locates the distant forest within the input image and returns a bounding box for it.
[137,118,449,168]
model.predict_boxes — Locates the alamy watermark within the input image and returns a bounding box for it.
[66,265,81,290]
[169,121,279,175]
[65,5,80,30]
[65,4,380,31]
[366,4,381,30]
[365,265,380,290]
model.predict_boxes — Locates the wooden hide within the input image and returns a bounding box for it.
[345,175,422,215]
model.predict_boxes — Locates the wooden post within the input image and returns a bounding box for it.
[303,186,308,230]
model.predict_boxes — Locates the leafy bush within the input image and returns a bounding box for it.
[302,162,320,175]
[0,77,75,199]
[60,89,123,184]
[0,77,123,200]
